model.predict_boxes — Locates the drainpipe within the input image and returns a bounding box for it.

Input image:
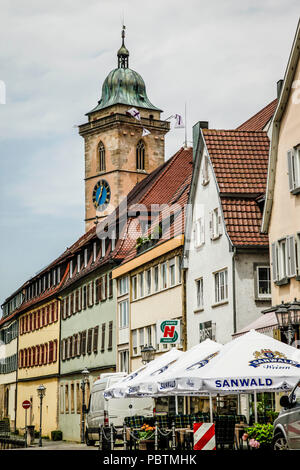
[232,247,237,334]
[181,268,187,352]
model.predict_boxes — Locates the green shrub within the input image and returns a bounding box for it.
[51,430,63,441]
[244,423,274,448]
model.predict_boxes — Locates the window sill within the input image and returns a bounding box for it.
[211,300,229,308]
[274,278,290,286]
[255,297,272,302]
[291,187,300,195]
[193,308,204,314]
[211,234,222,241]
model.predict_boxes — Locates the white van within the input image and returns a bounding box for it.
[85,372,155,445]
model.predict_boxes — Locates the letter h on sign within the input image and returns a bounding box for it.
[163,326,175,338]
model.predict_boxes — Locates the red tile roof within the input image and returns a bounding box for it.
[202,129,270,248]
[221,198,269,247]
[236,99,277,131]
[116,147,193,264]
[202,129,269,195]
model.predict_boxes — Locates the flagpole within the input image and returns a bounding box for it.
[184,102,187,149]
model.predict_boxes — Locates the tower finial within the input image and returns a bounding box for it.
[117,25,129,68]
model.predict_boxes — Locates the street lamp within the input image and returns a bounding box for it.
[80,367,89,443]
[275,300,300,346]
[37,384,46,447]
[141,344,156,364]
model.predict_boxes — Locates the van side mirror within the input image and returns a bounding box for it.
[280,395,290,409]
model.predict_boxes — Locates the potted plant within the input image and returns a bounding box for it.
[138,424,155,450]
[242,423,274,450]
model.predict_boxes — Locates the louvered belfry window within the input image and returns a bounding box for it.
[136,140,145,170]
[99,141,106,172]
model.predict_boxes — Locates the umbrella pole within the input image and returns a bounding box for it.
[175,395,178,414]
[254,391,258,423]
[209,394,213,422]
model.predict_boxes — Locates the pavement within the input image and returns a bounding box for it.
[12,439,99,450]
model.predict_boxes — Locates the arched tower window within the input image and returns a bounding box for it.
[136,140,145,171]
[98,141,106,172]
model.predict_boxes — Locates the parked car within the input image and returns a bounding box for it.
[272,379,300,450]
[85,372,155,446]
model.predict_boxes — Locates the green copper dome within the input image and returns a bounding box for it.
[87,26,161,114]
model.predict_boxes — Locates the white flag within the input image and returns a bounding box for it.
[127,107,141,120]
[174,114,185,128]
[142,128,151,137]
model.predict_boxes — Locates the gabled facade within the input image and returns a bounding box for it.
[184,125,271,346]
[262,20,300,340]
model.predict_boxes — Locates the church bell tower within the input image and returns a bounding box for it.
[79,27,170,232]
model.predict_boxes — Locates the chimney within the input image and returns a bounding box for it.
[192,121,209,161]
[277,79,283,99]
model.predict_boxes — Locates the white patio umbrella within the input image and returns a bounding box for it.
[201,330,300,394]
[138,338,223,396]
[104,348,183,399]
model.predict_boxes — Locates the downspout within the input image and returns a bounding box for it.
[181,267,187,351]
[232,247,237,334]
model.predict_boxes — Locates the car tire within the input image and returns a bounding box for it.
[272,432,288,450]
[85,430,95,447]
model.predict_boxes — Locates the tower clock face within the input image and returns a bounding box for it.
[92,179,110,211]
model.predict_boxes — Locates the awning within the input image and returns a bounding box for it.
[232,312,278,338]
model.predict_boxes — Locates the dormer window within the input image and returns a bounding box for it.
[85,248,89,267]
[77,254,81,273]
[136,140,145,171]
[92,243,97,263]
[70,260,73,279]
[98,141,106,172]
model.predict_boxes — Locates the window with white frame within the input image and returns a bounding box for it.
[256,266,271,299]
[199,321,216,343]
[118,276,129,296]
[132,330,137,355]
[202,155,209,185]
[272,236,297,282]
[77,254,81,273]
[119,300,129,328]
[84,248,88,267]
[296,233,300,276]
[146,326,152,346]
[139,328,144,349]
[161,262,167,289]
[169,258,176,286]
[132,276,137,300]
[214,269,228,304]
[154,266,159,292]
[194,217,205,248]
[146,270,151,295]
[119,350,129,373]
[287,147,300,193]
[210,208,222,240]
[139,272,144,298]
[195,278,204,309]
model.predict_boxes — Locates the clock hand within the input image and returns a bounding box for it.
[97,185,103,205]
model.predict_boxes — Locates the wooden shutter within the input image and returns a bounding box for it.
[44,343,48,365]
[55,301,58,322]
[93,326,99,353]
[40,345,44,365]
[104,275,107,300]
[49,341,54,363]
[287,149,295,191]
[108,321,113,350]
[54,340,58,362]
[66,296,69,317]
[95,279,100,304]
[75,290,79,312]
[81,331,87,356]
[287,235,296,277]
[271,242,278,282]
[77,332,82,356]
[101,323,106,352]
[61,298,65,320]
[99,278,103,301]
[109,273,113,298]
[87,329,93,354]
[70,294,74,316]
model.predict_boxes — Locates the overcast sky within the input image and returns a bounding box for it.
[0,0,299,306]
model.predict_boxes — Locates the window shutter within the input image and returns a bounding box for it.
[287,149,295,191]
[44,344,48,365]
[99,277,103,301]
[81,331,87,356]
[72,335,76,358]
[78,332,82,356]
[61,298,65,320]
[109,273,113,298]
[209,211,213,239]
[108,321,113,350]
[93,326,99,353]
[54,340,58,362]
[91,282,94,306]
[95,279,100,304]
[66,296,69,317]
[75,290,79,312]
[70,294,74,315]
[101,323,106,352]
[55,301,58,322]
[218,211,223,236]
[287,235,296,277]
[104,275,108,299]
[271,242,278,282]
[87,284,90,307]
[87,329,93,354]
[49,341,54,363]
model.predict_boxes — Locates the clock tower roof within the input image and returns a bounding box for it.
[87,26,161,114]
